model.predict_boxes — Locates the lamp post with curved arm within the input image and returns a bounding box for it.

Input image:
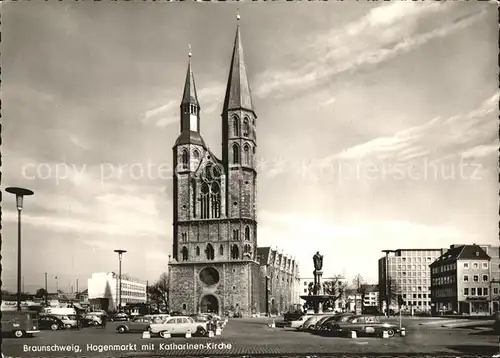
[114,250,127,312]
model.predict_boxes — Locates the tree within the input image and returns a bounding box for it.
[35,288,48,300]
[381,277,401,316]
[148,272,169,311]
[352,274,365,294]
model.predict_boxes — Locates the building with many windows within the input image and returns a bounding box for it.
[361,284,379,312]
[378,249,445,314]
[430,244,492,315]
[87,272,147,311]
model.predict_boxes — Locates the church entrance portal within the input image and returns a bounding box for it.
[200,295,219,314]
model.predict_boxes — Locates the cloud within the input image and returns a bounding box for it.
[320,92,499,165]
[254,3,487,98]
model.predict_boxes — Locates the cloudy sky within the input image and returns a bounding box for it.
[1,1,498,293]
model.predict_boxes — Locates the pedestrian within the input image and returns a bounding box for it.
[101,314,107,329]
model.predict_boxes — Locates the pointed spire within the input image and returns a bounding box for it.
[223,13,254,112]
[181,44,199,106]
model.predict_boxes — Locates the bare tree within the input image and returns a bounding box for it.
[148,272,169,311]
[352,274,365,294]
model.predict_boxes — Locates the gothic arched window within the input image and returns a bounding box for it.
[200,182,210,219]
[243,144,250,165]
[206,244,214,260]
[243,118,250,137]
[210,182,221,218]
[232,229,240,241]
[181,149,189,169]
[193,149,200,160]
[181,246,188,261]
[196,246,200,256]
[181,233,187,242]
[231,245,239,259]
[233,116,240,137]
[244,226,250,241]
[232,144,240,165]
[219,245,224,256]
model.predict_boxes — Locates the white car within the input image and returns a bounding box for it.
[290,315,312,329]
[149,316,208,338]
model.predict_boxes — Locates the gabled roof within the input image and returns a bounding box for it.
[430,244,490,267]
[223,22,254,113]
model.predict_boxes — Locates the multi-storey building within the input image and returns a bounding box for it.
[257,248,300,315]
[430,244,492,315]
[87,272,147,311]
[361,284,379,312]
[378,249,445,313]
[477,244,500,313]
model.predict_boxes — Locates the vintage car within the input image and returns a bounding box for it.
[144,314,170,324]
[1,311,40,338]
[80,314,103,327]
[297,314,332,331]
[116,316,153,333]
[316,313,356,332]
[289,315,313,329]
[284,310,304,322]
[109,312,129,321]
[148,316,208,338]
[327,315,400,337]
[38,314,66,331]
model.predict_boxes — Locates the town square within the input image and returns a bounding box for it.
[1,0,499,357]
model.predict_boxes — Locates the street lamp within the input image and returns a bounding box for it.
[382,249,397,317]
[114,249,127,312]
[265,264,270,317]
[55,276,59,295]
[6,186,34,311]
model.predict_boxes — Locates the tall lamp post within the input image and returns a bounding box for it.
[114,249,127,312]
[265,264,270,316]
[6,186,34,311]
[382,249,396,317]
[55,276,59,295]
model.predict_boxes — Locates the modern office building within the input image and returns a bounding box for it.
[378,248,445,313]
[87,272,147,311]
[430,244,493,315]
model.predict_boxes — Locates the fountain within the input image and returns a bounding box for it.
[300,251,333,314]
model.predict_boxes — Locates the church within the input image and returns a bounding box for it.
[168,16,299,317]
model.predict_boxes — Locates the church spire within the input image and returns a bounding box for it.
[223,13,254,113]
[181,44,199,106]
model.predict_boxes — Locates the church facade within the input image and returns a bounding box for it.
[168,19,261,316]
[167,19,301,317]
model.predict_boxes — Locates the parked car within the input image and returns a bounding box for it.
[51,314,78,329]
[38,315,66,331]
[494,311,500,332]
[81,314,102,327]
[116,316,153,333]
[290,315,313,329]
[109,312,129,321]
[327,315,400,337]
[284,310,304,322]
[317,313,356,332]
[149,316,208,338]
[299,314,334,331]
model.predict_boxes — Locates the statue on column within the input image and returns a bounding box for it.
[313,251,323,271]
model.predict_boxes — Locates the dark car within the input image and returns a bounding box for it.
[116,316,153,333]
[284,310,303,322]
[38,315,65,331]
[315,313,355,333]
[327,314,400,337]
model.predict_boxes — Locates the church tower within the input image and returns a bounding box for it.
[168,16,261,317]
[221,14,258,260]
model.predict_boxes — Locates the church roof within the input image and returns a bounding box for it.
[181,56,199,106]
[174,130,207,147]
[223,21,254,113]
